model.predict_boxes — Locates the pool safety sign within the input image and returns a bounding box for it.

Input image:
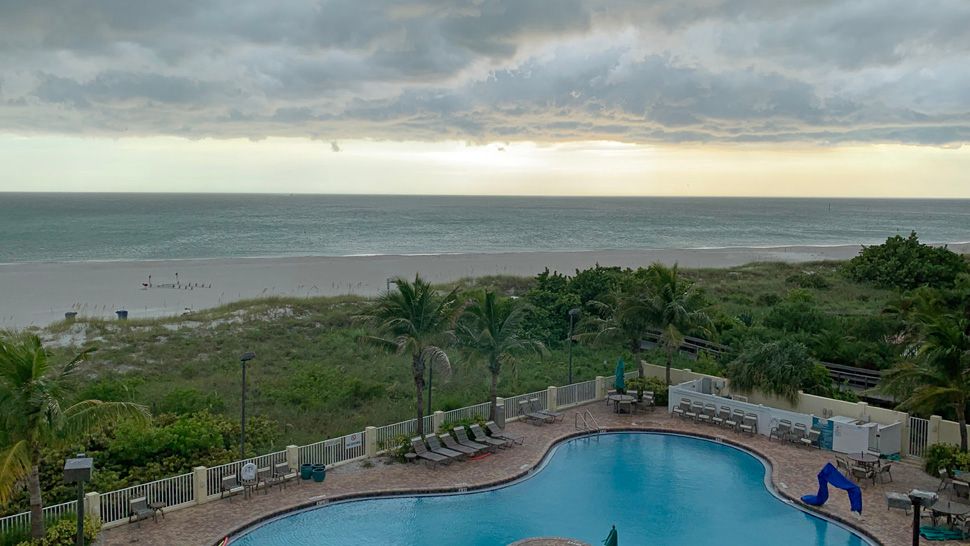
[345,432,363,449]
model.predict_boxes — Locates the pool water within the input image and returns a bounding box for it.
[232,433,869,546]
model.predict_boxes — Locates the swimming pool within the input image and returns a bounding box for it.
[231,433,871,545]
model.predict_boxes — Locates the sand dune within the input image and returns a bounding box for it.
[3,243,968,329]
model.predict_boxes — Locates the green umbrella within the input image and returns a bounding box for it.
[603,525,618,546]
[614,358,625,393]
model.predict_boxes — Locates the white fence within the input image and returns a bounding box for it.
[442,402,492,425]
[556,379,597,408]
[299,431,367,467]
[100,473,195,525]
[909,416,930,458]
[0,500,77,537]
[205,450,289,497]
[503,390,549,420]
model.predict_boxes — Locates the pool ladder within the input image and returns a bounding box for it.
[575,409,603,435]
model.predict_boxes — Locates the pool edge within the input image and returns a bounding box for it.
[220,428,884,546]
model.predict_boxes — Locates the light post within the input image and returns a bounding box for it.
[64,454,93,546]
[568,307,581,384]
[239,351,256,459]
[908,489,937,546]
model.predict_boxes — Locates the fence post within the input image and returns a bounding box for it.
[433,410,445,432]
[495,398,505,428]
[193,466,209,504]
[364,426,378,458]
[857,401,869,421]
[595,376,606,400]
[286,444,300,470]
[900,413,911,457]
[84,491,100,522]
[547,386,558,411]
[928,415,943,446]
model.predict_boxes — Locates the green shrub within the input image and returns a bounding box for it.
[438,416,487,435]
[629,377,669,407]
[382,434,412,463]
[16,515,100,546]
[786,272,831,290]
[924,443,970,478]
[844,232,967,289]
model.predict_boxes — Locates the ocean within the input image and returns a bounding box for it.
[1,193,968,264]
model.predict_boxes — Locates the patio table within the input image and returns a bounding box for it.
[608,394,635,413]
[847,453,879,467]
[930,499,970,528]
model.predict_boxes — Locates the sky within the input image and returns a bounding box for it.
[1,0,969,197]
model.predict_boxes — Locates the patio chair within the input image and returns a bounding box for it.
[724,409,741,431]
[220,474,244,502]
[424,434,465,460]
[697,404,715,425]
[685,402,701,422]
[953,479,970,499]
[519,400,550,425]
[850,465,876,486]
[454,426,492,452]
[485,421,524,445]
[739,414,758,436]
[790,423,808,444]
[769,420,792,442]
[938,469,952,492]
[641,391,656,411]
[834,455,849,473]
[876,461,894,484]
[800,429,821,449]
[530,398,563,422]
[431,433,473,457]
[470,424,510,449]
[273,462,298,488]
[672,399,689,419]
[410,437,450,468]
[712,407,728,427]
[128,496,155,526]
[256,466,281,494]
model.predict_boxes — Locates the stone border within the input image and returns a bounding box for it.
[220,428,883,546]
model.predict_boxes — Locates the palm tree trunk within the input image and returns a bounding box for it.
[958,400,968,453]
[632,339,643,378]
[413,354,426,436]
[28,462,44,539]
[664,346,673,385]
[489,366,499,421]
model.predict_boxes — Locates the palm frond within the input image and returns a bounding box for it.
[59,400,150,442]
[0,440,31,506]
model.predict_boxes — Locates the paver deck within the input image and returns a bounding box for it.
[102,400,943,545]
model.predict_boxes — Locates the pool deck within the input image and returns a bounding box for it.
[102,400,944,546]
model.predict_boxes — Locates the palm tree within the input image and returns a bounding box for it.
[0,334,149,539]
[457,291,545,421]
[577,279,651,377]
[357,275,462,436]
[880,312,970,451]
[640,264,714,385]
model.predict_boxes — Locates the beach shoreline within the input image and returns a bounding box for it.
[3,243,968,329]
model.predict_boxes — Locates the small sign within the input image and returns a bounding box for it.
[345,432,362,449]
[240,462,257,482]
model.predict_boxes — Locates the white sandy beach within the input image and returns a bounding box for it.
[2,243,968,329]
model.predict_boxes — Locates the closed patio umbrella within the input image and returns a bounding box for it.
[614,358,625,393]
[603,525,618,546]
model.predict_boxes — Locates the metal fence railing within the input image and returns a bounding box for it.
[0,500,77,537]
[100,473,194,525]
[299,431,366,467]
[442,402,492,425]
[205,450,288,497]
[503,390,549,420]
[909,416,929,458]
[557,379,597,408]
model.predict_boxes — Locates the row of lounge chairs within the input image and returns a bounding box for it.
[219,462,299,502]
[518,398,563,425]
[768,419,821,448]
[672,399,759,435]
[410,422,524,468]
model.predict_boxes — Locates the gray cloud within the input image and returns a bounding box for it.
[0,0,967,145]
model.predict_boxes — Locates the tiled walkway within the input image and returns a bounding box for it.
[103,401,944,546]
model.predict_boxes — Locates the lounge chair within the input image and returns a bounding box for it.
[436,433,476,456]
[684,401,699,421]
[518,400,550,425]
[672,399,689,419]
[470,424,510,449]
[410,437,450,468]
[739,414,757,436]
[800,429,821,449]
[423,435,465,460]
[454,427,492,452]
[274,462,298,488]
[697,404,715,424]
[712,407,728,427]
[485,421,524,445]
[790,423,808,444]
[128,496,155,526]
[530,398,563,423]
[729,409,745,431]
[220,474,244,502]
[769,420,792,442]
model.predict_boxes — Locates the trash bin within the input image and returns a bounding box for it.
[311,464,326,483]
[115,310,128,320]
[300,464,313,480]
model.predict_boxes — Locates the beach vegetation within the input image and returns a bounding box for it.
[844,232,968,290]
[0,334,149,538]
[725,340,832,403]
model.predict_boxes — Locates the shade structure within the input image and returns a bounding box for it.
[614,359,625,392]
[603,525,618,546]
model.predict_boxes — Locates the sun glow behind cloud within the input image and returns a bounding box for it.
[2,134,968,197]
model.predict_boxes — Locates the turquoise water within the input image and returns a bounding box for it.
[231,433,869,546]
[0,193,967,263]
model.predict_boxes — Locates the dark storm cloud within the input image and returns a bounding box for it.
[0,0,967,145]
